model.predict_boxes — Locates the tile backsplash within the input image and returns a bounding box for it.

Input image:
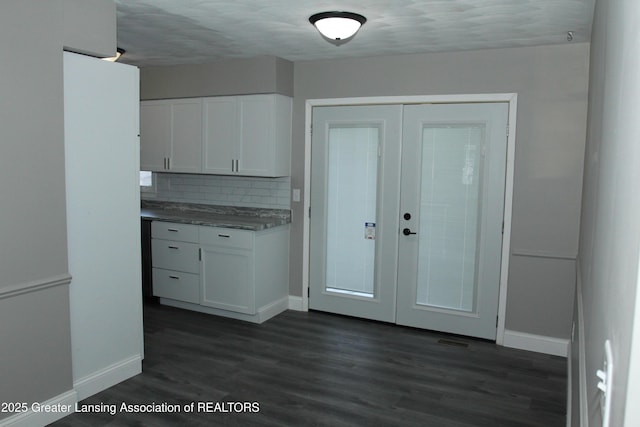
[142,173,291,210]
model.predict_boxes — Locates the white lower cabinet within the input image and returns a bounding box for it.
[151,222,200,304]
[152,269,200,304]
[152,239,199,273]
[200,241,254,314]
[150,220,289,323]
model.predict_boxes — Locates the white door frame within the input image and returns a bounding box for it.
[302,93,518,345]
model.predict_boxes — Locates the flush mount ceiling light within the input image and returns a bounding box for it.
[309,11,366,45]
[102,47,126,62]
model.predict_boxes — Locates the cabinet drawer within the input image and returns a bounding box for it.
[152,221,199,242]
[199,226,253,250]
[151,240,199,273]
[152,268,199,303]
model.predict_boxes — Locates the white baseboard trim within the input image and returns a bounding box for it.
[257,297,289,323]
[73,355,142,401]
[0,389,77,427]
[160,296,288,324]
[288,295,305,311]
[503,329,569,357]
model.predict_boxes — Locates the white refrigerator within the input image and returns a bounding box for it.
[63,51,143,400]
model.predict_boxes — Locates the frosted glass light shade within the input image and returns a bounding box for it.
[309,12,366,42]
[102,48,125,62]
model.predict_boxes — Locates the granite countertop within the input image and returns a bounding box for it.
[140,200,291,231]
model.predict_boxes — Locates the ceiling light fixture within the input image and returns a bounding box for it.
[103,47,126,62]
[309,11,366,45]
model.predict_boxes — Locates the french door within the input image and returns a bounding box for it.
[309,105,402,322]
[396,103,508,339]
[309,101,509,340]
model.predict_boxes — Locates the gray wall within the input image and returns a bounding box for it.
[1,2,68,290]
[574,0,640,425]
[140,56,293,99]
[0,0,115,420]
[63,0,116,57]
[292,43,589,340]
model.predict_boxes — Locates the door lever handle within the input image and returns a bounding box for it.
[402,228,417,236]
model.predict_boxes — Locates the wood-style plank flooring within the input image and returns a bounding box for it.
[52,302,566,426]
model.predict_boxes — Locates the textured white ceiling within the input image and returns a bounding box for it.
[114,0,595,67]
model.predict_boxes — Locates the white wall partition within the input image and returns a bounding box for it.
[64,52,143,400]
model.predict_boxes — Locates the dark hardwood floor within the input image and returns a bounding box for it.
[52,302,566,426]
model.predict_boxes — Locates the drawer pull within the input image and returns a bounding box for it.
[169,275,180,280]
[168,245,180,249]
[167,228,179,232]
[218,234,230,238]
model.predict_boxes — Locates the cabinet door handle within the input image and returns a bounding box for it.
[167,228,178,232]
[231,159,235,172]
[169,275,180,280]
[235,159,239,172]
[218,234,230,238]
[168,245,179,249]
[167,157,171,170]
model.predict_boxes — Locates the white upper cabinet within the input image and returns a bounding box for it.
[142,94,291,177]
[203,94,292,177]
[202,97,237,175]
[170,99,203,173]
[140,98,202,173]
[140,101,171,171]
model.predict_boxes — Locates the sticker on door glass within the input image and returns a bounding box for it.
[365,222,376,240]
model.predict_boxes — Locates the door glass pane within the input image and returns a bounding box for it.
[416,125,483,312]
[325,126,379,297]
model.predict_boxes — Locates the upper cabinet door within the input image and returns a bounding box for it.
[237,95,291,177]
[169,98,202,173]
[202,97,237,174]
[140,99,203,173]
[140,101,171,172]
